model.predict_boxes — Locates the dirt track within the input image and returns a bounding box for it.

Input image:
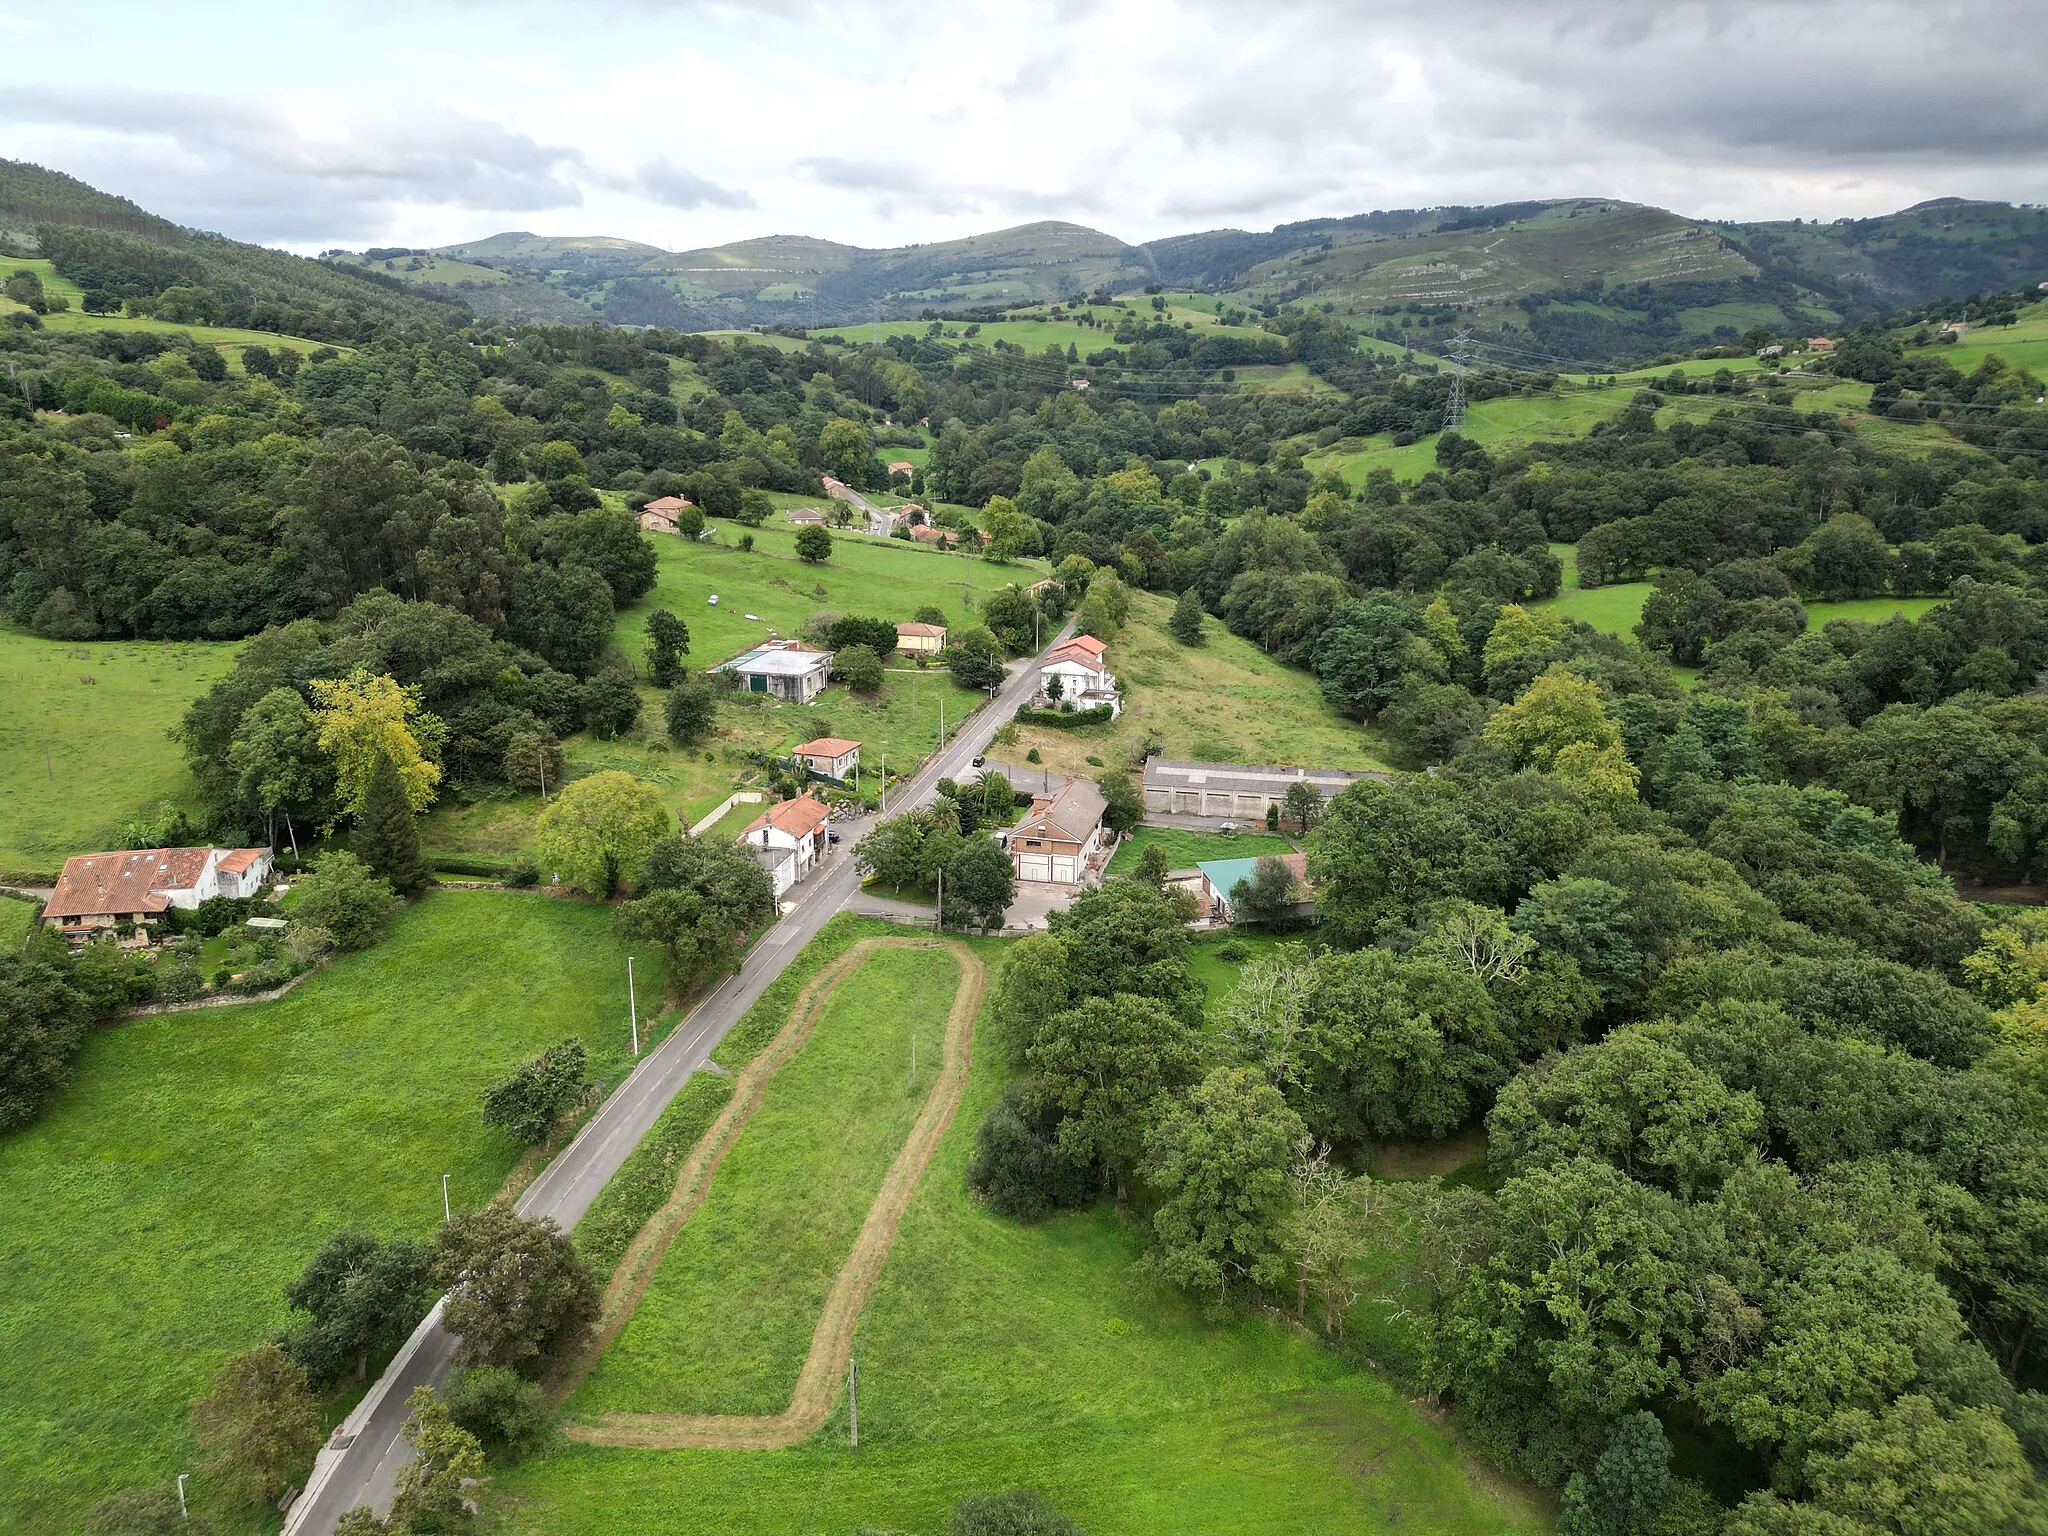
[557,935,984,1449]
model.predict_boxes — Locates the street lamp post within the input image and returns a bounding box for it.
[627,955,640,1056]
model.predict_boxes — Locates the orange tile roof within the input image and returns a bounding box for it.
[44,848,212,920]
[794,737,861,758]
[1060,634,1106,660]
[745,797,831,839]
[642,494,692,514]
[216,848,268,873]
[895,621,945,637]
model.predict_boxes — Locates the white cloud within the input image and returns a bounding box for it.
[2,0,2043,254]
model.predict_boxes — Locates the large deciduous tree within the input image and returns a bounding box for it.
[0,931,90,1133]
[309,669,444,821]
[281,1231,435,1383]
[943,837,1016,932]
[188,1341,325,1509]
[1142,1066,1305,1296]
[1026,993,1201,1197]
[536,771,671,896]
[434,1207,598,1377]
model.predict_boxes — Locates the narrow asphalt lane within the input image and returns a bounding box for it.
[286,627,1063,1535]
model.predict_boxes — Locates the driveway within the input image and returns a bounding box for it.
[1001,878,1089,931]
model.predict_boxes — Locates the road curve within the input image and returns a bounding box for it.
[285,622,1065,1534]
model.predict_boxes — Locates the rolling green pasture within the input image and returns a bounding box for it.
[1907,302,2048,380]
[812,296,1273,358]
[1806,597,1943,626]
[488,939,1548,1536]
[0,629,241,874]
[1535,568,1945,641]
[1533,581,1655,636]
[618,520,1027,667]
[0,257,341,355]
[568,943,958,1418]
[0,892,668,1535]
[990,590,1390,784]
[1102,826,1294,877]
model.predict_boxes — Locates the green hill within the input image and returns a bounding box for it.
[1723,198,2048,308]
[0,159,467,341]
[403,220,1151,330]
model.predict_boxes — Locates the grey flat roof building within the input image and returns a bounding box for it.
[1141,757,1383,818]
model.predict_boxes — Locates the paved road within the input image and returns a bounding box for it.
[286,629,1062,1535]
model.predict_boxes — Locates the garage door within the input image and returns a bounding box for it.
[1050,856,1078,882]
[1019,855,1052,882]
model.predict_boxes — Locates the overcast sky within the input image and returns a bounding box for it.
[3,0,2044,255]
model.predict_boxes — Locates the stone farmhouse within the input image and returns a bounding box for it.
[41,846,274,941]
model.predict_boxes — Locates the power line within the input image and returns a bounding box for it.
[1443,328,1474,430]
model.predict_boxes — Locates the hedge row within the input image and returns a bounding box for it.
[1013,704,1115,729]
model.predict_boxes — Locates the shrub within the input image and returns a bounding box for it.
[507,860,541,888]
[291,852,400,953]
[481,1037,591,1145]
[442,1364,550,1459]
[966,1080,1096,1221]
[1215,940,1250,962]
[950,1489,1082,1536]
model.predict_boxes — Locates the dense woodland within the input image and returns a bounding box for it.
[10,207,2048,1531]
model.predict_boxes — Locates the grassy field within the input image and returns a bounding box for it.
[812,296,1274,357]
[0,893,35,947]
[1805,597,1944,626]
[485,939,1548,1536]
[1537,579,1945,641]
[0,257,341,356]
[0,891,669,1534]
[1102,825,1295,877]
[989,591,1390,784]
[568,943,960,1419]
[0,629,241,875]
[1533,581,1655,636]
[1906,301,2048,380]
[618,520,1030,667]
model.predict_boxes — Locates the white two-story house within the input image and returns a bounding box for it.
[741,796,832,898]
[1037,635,1120,717]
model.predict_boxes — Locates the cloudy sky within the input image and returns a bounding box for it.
[3,0,2043,255]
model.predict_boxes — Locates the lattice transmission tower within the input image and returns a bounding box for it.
[1443,328,1475,430]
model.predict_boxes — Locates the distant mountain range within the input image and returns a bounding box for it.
[331,196,2048,361]
[6,156,2048,365]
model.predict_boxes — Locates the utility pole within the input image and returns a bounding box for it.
[441,1174,451,1223]
[627,956,640,1056]
[1444,327,1474,431]
[848,1358,858,1448]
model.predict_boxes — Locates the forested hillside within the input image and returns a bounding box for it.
[0,159,468,341]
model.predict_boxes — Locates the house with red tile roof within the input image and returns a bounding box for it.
[638,494,692,534]
[1038,634,1119,717]
[741,796,832,897]
[793,736,861,781]
[895,620,946,654]
[41,846,273,940]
